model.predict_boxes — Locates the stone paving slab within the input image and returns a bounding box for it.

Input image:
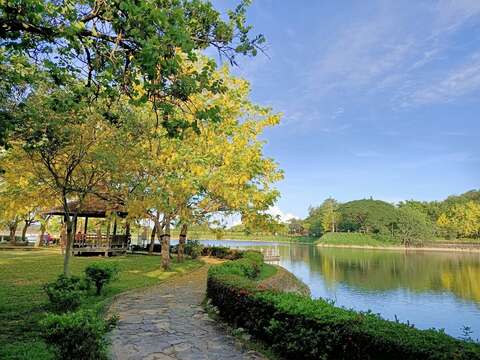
[109,262,265,360]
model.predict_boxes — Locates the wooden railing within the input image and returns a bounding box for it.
[73,234,130,249]
[257,247,280,261]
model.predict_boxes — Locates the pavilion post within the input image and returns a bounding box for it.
[73,214,78,248]
[113,214,118,236]
[84,216,89,235]
[125,221,131,249]
[105,217,111,257]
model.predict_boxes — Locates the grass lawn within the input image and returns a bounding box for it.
[315,232,399,247]
[0,249,203,360]
[178,231,317,243]
[256,263,278,281]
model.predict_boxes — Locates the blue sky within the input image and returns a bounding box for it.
[214,0,480,220]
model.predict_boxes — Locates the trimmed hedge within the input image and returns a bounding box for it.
[207,253,480,360]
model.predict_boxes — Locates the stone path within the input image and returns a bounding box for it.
[109,262,265,360]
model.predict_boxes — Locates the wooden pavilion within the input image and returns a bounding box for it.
[45,197,130,256]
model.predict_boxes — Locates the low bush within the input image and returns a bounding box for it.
[184,240,203,259]
[202,246,243,260]
[209,251,263,280]
[43,275,86,312]
[40,310,117,360]
[207,254,480,360]
[85,262,119,295]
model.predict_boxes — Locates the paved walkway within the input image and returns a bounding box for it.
[109,262,265,360]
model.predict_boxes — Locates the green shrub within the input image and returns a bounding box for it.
[207,254,480,360]
[43,275,86,312]
[202,246,243,259]
[40,310,117,360]
[209,251,263,279]
[184,240,203,259]
[85,263,119,295]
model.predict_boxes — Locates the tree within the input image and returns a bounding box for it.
[394,207,432,246]
[304,206,323,237]
[398,200,442,224]
[304,198,340,236]
[338,199,397,235]
[123,65,282,269]
[287,218,305,236]
[1,0,264,143]
[437,201,480,239]
[0,148,55,244]
[320,198,340,233]
[4,81,138,275]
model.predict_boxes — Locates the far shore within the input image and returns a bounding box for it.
[316,243,480,253]
[192,237,314,245]
[187,237,480,253]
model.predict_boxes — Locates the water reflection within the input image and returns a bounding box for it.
[282,246,480,304]
[197,240,480,338]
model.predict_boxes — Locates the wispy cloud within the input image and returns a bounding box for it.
[406,53,480,105]
[395,152,476,169]
[306,0,480,108]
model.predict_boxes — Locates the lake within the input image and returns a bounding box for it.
[193,240,480,339]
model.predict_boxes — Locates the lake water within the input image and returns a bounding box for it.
[193,240,480,339]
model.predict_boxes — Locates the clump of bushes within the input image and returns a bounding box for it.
[42,262,121,359]
[184,240,203,259]
[40,310,117,360]
[43,275,86,312]
[85,262,119,295]
[209,251,263,280]
[202,246,243,260]
[44,262,119,311]
[207,254,480,360]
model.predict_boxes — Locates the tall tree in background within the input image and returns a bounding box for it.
[0,147,55,243]
[305,198,340,236]
[320,198,340,233]
[395,207,432,246]
[437,201,480,239]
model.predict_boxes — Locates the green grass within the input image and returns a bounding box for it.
[0,249,203,360]
[174,231,317,243]
[315,232,399,247]
[256,263,278,281]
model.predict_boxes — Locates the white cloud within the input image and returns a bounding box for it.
[267,205,299,223]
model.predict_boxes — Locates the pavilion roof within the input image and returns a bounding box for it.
[44,195,127,218]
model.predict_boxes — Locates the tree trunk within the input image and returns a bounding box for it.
[177,223,188,262]
[21,220,29,242]
[9,222,18,244]
[63,216,74,276]
[37,227,46,248]
[159,216,171,270]
[149,223,157,254]
[148,212,160,254]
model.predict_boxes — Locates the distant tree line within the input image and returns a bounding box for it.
[297,190,480,244]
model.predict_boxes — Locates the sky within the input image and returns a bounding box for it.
[212,0,480,220]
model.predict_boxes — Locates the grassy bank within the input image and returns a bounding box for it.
[0,249,203,360]
[315,232,398,247]
[315,233,480,251]
[172,231,317,243]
